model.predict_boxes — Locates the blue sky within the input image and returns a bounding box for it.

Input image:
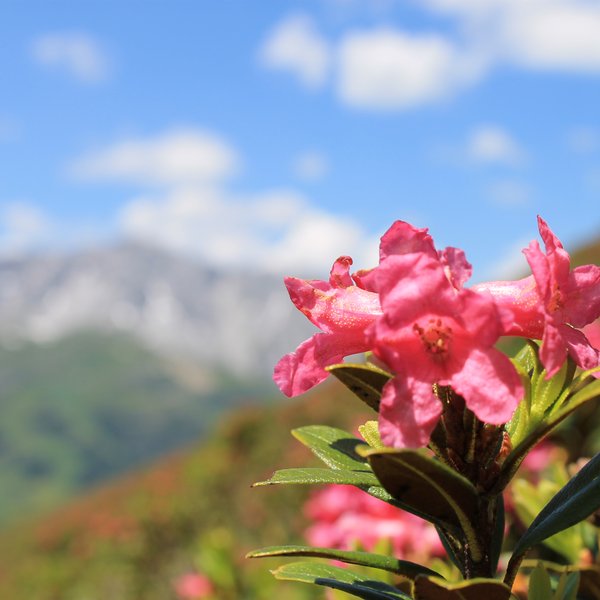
[1,0,600,281]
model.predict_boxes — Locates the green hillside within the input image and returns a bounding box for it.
[0,331,269,526]
[0,381,366,599]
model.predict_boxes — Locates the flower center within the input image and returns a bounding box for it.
[548,284,563,313]
[413,318,452,357]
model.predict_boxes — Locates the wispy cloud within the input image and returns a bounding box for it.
[31,32,111,83]
[258,14,331,88]
[68,128,239,186]
[567,127,600,154]
[487,178,533,207]
[119,187,378,275]
[292,151,329,181]
[0,202,53,255]
[466,125,527,166]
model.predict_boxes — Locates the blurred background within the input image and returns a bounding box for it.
[0,1,599,598]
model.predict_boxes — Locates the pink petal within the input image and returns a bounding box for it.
[439,247,472,289]
[539,319,567,378]
[565,265,600,328]
[450,348,523,424]
[561,325,600,372]
[471,277,544,338]
[379,220,437,262]
[458,288,504,347]
[378,377,442,448]
[523,239,551,300]
[537,217,571,288]
[329,256,354,288]
[273,333,367,397]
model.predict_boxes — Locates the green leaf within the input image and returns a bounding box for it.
[413,575,511,600]
[292,425,371,471]
[511,451,600,560]
[359,447,479,547]
[327,363,392,412]
[271,561,411,599]
[359,420,384,449]
[253,467,380,488]
[247,545,440,580]
[528,563,552,600]
[496,376,600,493]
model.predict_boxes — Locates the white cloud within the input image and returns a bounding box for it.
[487,178,532,207]
[497,3,600,72]
[69,128,239,186]
[292,151,329,181]
[258,14,331,88]
[31,32,110,83]
[336,29,482,109]
[119,187,378,276]
[466,125,526,165]
[260,4,600,110]
[0,202,53,255]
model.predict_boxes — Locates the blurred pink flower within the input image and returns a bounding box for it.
[474,217,600,377]
[274,256,381,397]
[304,485,444,563]
[174,572,213,599]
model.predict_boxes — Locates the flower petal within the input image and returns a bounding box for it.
[539,319,567,378]
[450,348,523,424]
[329,256,354,288]
[561,325,600,373]
[379,220,437,262]
[566,265,600,328]
[378,377,442,448]
[439,247,472,289]
[273,333,367,397]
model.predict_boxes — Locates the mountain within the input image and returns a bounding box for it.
[0,242,313,377]
[0,330,271,527]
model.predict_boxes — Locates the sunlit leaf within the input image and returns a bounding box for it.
[247,545,440,580]
[292,425,371,471]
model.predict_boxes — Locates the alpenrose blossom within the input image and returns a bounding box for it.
[473,217,600,377]
[174,572,213,599]
[366,249,523,448]
[273,256,382,397]
[304,484,445,563]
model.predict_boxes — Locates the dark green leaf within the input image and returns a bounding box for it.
[360,448,478,542]
[413,575,511,600]
[271,561,411,599]
[292,425,371,471]
[327,363,392,412]
[512,451,600,559]
[247,545,440,580]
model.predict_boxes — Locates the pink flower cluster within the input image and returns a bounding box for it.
[304,484,445,563]
[275,217,600,448]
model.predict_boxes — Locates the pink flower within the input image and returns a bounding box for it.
[474,217,600,377]
[274,220,471,398]
[367,247,522,448]
[274,256,382,397]
[304,485,444,563]
[174,572,213,599]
